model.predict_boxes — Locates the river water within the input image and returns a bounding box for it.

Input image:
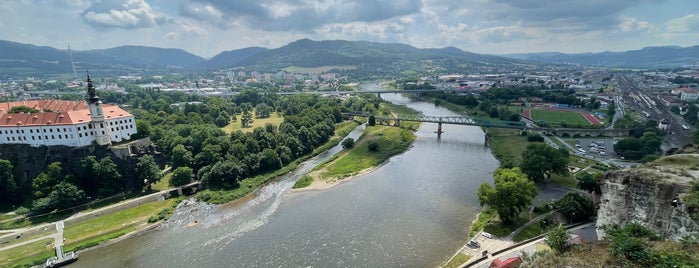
[71,88,500,268]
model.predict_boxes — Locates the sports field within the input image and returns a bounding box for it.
[529,109,592,126]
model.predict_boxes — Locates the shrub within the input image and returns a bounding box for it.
[341,138,355,149]
[527,134,544,142]
[368,141,379,151]
[13,206,30,215]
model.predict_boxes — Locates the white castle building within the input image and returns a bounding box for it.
[0,76,136,147]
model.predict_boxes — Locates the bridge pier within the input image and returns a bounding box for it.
[394,118,400,127]
[435,122,444,138]
[484,128,489,146]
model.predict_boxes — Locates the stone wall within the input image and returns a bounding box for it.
[596,154,699,241]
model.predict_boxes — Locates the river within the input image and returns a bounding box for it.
[71,88,500,268]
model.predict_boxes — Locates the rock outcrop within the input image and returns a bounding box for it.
[0,138,161,192]
[596,154,699,241]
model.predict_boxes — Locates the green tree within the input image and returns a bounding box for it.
[136,155,162,191]
[215,114,229,127]
[554,192,596,222]
[367,115,376,126]
[32,162,63,198]
[0,159,18,204]
[258,148,282,172]
[477,167,537,224]
[200,160,243,189]
[49,181,86,210]
[241,110,253,127]
[520,143,569,182]
[341,137,355,149]
[171,144,193,169]
[546,224,569,253]
[132,119,151,139]
[96,157,123,196]
[576,172,601,195]
[255,103,272,118]
[170,167,193,187]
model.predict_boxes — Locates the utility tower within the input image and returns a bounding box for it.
[68,45,78,79]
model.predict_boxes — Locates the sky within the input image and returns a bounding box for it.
[1,0,698,58]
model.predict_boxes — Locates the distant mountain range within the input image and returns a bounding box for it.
[0,39,697,76]
[504,46,699,68]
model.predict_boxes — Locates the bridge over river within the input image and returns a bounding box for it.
[345,113,629,138]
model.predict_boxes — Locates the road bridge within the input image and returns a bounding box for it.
[345,113,525,139]
[222,88,470,97]
[345,113,630,139]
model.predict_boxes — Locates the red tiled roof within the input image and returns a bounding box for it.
[0,100,131,126]
[489,257,522,268]
[0,100,89,114]
[679,87,698,93]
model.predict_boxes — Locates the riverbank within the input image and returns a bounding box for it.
[0,197,178,268]
[293,123,417,192]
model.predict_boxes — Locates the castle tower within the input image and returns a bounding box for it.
[86,74,111,145]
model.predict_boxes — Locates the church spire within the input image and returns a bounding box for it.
[86,71,100,103]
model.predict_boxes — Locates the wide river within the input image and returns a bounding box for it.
[72,86,500,268]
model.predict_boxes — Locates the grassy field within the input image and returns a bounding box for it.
[221,112,284,134]
[488,128,528,166]
[469,206,497,238]
[316,126,415,181]
[292,175,313,189]
[153,173,172,191]
[443,253,471,268]
[530,109,591,126]
[0,199,176,268]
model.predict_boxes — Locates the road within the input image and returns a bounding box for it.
[464,222,596,268]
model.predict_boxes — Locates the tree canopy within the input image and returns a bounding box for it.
[519,143,569,182]
[136,155,162,190]
[170,166,193,187]
[477,167,537,224]
[546,224,570,254]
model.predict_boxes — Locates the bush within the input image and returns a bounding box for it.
[527,134,544,142]
[341,138,355,149]
[533,204,552,214]
[368,141,379,151]
[13,206,30,215]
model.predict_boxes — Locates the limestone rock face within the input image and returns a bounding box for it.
[596,154,699,240]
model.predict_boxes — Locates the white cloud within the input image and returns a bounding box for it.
[619,16,655,32]
[82,0,167,29]
[666,14,699,33]
[165,23,208,39]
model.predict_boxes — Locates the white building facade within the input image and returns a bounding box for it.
[0,77,136,147]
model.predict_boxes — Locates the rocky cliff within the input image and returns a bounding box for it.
[596,154,699,240]
[0,138,163,193]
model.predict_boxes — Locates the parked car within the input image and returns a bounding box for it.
[482,232,493,239]
[467,240,480,249]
